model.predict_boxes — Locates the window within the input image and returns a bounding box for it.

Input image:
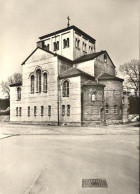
[91,94,96,101]
[36,69,41,93]
[82,42,84,50]
[17,87,21,100]
[54,42,57,51]
[16,107,18,116]
[54,42,59,51]
[56,41,59,50]
[28,106,30,117]
[41,106,44,116]
[46,44,49,51]
[34,106,37,116]
[77,40,80,49]
[104,53,107,62]
[114,105,117,114]
[63,80,69,97]
[62,105,65,116]
[67,38,69,47]
[67,105,70,116]
[19,107,22,116]
[85,44,87,52]
[43,73,47,92]
[63,39,69,48]
[75,38,78,48]
[31,75,35,94]
[105,105,109,114]
[48,105,51,116]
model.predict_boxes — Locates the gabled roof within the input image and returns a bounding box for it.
[21,47,74,66]
[59,67,94,79]
[74,51,105,63]
[74,50,115,67]
[9,82,22,87]
[98,73,124,82]
[39,25,96,43]
[21,47,57,65]
[83,80,105,87]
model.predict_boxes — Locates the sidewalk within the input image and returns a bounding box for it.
[0,122,139,136]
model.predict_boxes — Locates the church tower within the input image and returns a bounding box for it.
[37,25,96,61]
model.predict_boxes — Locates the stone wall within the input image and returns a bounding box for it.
[94,53,115,78]
[59,76,81,125]
[82,85,104,121]
[99,79,123,121]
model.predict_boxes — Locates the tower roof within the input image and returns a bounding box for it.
[39,25,96,43]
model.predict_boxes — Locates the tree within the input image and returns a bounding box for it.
[119,59,140,96]
[1,73,22,99]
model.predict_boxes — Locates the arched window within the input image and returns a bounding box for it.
[63,80,69,97]
[75,38,78,48]
[36,69,41,93]
[67,38,69,47]
[77,40,80,49]
[46,44,49,51]
[31,75,35,94]
[43,72,47,93]
[17,87,21,100]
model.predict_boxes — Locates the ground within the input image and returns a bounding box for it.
[0,122,139,194]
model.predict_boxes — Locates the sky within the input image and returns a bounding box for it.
[0,0,139,96]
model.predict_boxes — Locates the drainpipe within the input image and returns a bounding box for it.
[57,58,60,126]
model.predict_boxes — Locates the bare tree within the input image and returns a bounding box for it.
[119,59,140,96]
[1,73,22,99]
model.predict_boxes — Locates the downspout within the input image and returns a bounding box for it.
[57,57,60,125]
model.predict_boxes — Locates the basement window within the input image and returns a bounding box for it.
[114,105,117,114]
[105,105,109,114]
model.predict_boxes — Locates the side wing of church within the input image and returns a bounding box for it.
[10,25,129,125]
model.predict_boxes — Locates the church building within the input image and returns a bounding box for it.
[10,24,128,126]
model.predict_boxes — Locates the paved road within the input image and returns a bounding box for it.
[0,128,139,194]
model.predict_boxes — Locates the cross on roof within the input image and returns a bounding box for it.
[67,16,70,27]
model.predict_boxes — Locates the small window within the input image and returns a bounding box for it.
[91,94,96,101]
[31,75,34,94]
[105,105,109,114]
[85,44,87,52]
[67,105,70,116]
[75,38,78,48]
[63,80,69,97]
[43,73,47,93]
[41,106,44,116]
[19,107,22,116]
[17,87,21,100]
[34,106,37,116]
[62,105,65,116]
[114,105,117,114]
[56,41,59,50]
[46,44,49,51]
[67,38,69,47]
[16,107,18,116]
[48,105,51,116]
[63,39,66,48]
[104,53,107,62]
[77,40,80,49]
[28,106,30,117]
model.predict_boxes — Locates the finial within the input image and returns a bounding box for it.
[67,16,70,27]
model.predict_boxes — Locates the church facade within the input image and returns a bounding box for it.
[10,25,128,126]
